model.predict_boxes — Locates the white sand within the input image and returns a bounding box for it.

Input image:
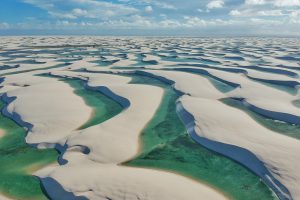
[0,69,227,199]
[37,75,226,199]
[38,164,226,200]
[133,69,300,199]
[142,70,225,99]
[179,96,300,199]
[2,75,91,146]
[2,36,300,199]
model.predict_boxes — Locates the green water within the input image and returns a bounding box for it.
[125,75,276,200]
[248,77,298,96]
[0,76,124,199]
[0,101,58,200]
[0,63,69,77]
[222,98,300,140]
[60,78,124,130]
[293,99,300,108]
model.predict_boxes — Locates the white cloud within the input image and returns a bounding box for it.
[48,11,77,19]
[22,0,138,20]
[145,5,153,12]
[274,0,300,7]
[153,1,176,10]
[207,0,224,9]
[183,16,207,27]
[136,0,176,10]
[229,10,241,16]
[230,8,284,17]
[257,10,283,16]
[245,0,266,5]
[0,22,9,29]
[290,10,300,18]
[72,8,88,17]
[244,0,300,6]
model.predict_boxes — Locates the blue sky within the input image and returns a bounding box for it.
[0,0,300,36]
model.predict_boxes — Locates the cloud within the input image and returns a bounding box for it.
[0,22,9,29]
[257,10,283,16]
[274,0,300,7]
[245,0,266,5]
[244,0,300,7]
[72,8,88,17]
[139,0,177,10]
[22,0,138,20]
[145,6,153,12]
[229,10,241,16]
[230,9,284,17]
[207,0,224,9]
[0,0,294,36]
[152,1,176,10]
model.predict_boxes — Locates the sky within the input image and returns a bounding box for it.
[0,0,300,36]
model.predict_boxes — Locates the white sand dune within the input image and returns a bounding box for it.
[1,36,300,200]
[147,66,300,124]
[179,96,300,199]
[0,70,227,199]
[38,164,226,200]
[141,70,225,99]
[133,69,300,199]
[63,83,164,164]
[34,73,227,200]
[2,75,91,147]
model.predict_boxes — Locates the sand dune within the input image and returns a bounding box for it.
[1,36,300,200]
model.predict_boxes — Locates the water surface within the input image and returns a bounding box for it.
[125,75,276,200]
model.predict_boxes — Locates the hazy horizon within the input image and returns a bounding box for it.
[1,0,300,36]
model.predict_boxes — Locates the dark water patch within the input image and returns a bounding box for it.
[275,56,300,62]
[247,76,299,95]
[41,177,88,200]
[6,59,46,65]
[90,59,120,67]
[0,62,71,76]
[245,102,300,126]
[198,58,221,65]
[238,65,298,78]
[143,60,159,65]
[222,98,300,139]
[224,56,245,61]
[56,58,83,63]
[0,64,20,71]
[178,63,248,74]
[293,99,300,108]
[275,65,300,71]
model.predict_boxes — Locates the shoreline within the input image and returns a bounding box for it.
[121,164,231,200]
[0,128,5,138]
[119,80,231,200]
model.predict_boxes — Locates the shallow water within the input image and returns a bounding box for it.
[222,98,300,140]
[0,63,70,76]
[125,75,276,200]
[247,77,298,96]
[0,101,58,200]
[62,78,124,129]
[293,99,300,108]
